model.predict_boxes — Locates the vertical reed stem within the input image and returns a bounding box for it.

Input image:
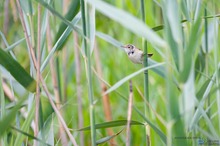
[94,43,115,145]
[34,4,41,146]
[126,80,133,146]
[204,8,210,119]
[16,1,78,144]
[46,15,68,146]
[140,0,150,145]
[0,72,6,146]
[80,0,96,145]
[73,32,85,146]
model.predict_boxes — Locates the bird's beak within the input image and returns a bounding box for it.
[121,45,129,53]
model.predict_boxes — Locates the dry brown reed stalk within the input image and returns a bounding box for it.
[126,80,133,146]
[40,72,78,146]
[46,16,68,146]
[73,32,85,146]
[9,0,18,22]
[16,0,78,145]
[62,47,68,102]
[62,0,70,102]
[34,4,41,146]
[3,0,9,35]
[16,0,37,138]
[94,42,116,145]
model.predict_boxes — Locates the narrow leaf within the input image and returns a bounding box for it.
[202,19,219,53]
[5,37,26,52]
[88,4,96,54]
[35,0,83,37]
[96,129,123,145]
[0,48,36,92]
[19,0,33,15]
[78,120,143,131]
[54,0,80,50]
[133,106,167,144]
[87,0,167,49]
[0,97,26,137]
[104,63,165,95]
[11,127,52,146]
[40,13,81,72]
[180,12,202,82]
[96,31,123,49]
[14,102,35,146]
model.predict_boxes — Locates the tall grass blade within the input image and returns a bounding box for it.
[78,120,143,131]
[133,106,167,144]
[5,37,26,52]
[54,0,80,50]
[162,0,183,70]
[87,4,96,54]
[87,0,167,49]
[19,0,33,15]
[104,63,165,95]
[80,0,96,145]
[180,9,202,82]
[0,97,26,137]
[35,0,83,37]
[0,73,6,145]
[11,127,51,146]
[40,13,81,72]
[202,19,219,53]
[96,129,123,145]
[140,1,150,145]
[14,104,35,146]
[0,48,36,92]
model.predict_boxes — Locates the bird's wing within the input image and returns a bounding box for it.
[142,53,153,57]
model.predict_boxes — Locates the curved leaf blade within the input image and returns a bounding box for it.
[35,0,83,37]
[78,120,144,131]
[96,129,123,145]
[87,0,167,49]
[54,0,80,51]
[0,97,26,137]
[0,48,36,92]
[20,0,33,15]
[5,37,26,52]
[133,106,167,144]
[104,63,165,95]
[40,13,81,72]
[11,127,52,146]
[96,31,123,49]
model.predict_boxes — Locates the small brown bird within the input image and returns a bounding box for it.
[121,44,153,64]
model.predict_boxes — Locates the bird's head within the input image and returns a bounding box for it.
[121,44,135,53]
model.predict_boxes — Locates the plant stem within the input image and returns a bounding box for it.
[140,0,150,145]
[73,32,85,146]
[204,8,210,118]
[16,1,78,144]
[0,72,7,146]
[94,43,115,145]
[80,0,96,145]
[34,4,41,146]
[126,80,133,146]
[46,16,68,146]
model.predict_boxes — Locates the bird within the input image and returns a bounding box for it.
[121,44,153,64]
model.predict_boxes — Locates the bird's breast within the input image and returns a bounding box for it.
[128,50,143,64]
